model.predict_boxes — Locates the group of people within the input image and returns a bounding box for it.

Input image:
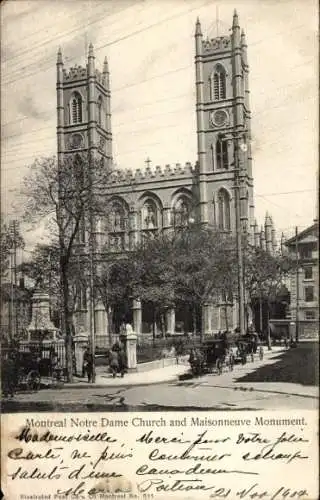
[82,341,128,382]
[107,342,127,378]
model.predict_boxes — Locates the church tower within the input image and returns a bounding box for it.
[195,11,254,235]
[56,45,112,167]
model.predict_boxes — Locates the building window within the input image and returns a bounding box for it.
[143,201,157,230]
[211,64,226,101]
[109,201,127,252]
[216,135,228,169]
[300,246,312,259]
[217,189,231,231]
[70,92,82,124]
[68,133,84,150]
[110,203,126,231]
[304,286,314,302]
[97,96,103,126]
[173,197,190,228]
[304,267,313,280]
[305,310,315,320]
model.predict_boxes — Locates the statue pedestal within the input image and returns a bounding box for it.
[120,324,137,372]
[27,288,59,340]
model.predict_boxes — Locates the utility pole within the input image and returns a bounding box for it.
[234,136,246,336]
[13,221,18,337]
[9,220,18,340]
[88,226,96,383]
[295,226,300,343]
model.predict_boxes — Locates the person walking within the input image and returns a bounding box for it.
[83,347,93,382]
[109,349,119,378]
[259,345,264,361]
[1,351,17,398]
[118,348,127,378]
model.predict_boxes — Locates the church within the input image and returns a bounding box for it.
[56,11,277,345]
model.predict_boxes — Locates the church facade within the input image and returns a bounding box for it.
[56,11,277,343]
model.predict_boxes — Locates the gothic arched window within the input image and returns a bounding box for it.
[211,64,226,101]
[109,201,128,252]
[173,197,191,228]
[97,96,103,126]
[143,200,158,229]
[216,135,228,169]
[218,189,231,231]
[110,202,126,231]
[143,200,157,230]
[70,92,82,124]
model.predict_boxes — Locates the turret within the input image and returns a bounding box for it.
[271,217,277,254]
[241,29,248,65]
[260,226,266,251]
[56,48,64,161]
[195,16,202,36]
[103,55,112,166]
[254,219,260,247]
[232,10,242,133]
[232,9,241,47]
[87,44,96,156]
[265,212,273,253]
[194,17,208,225]
[103,56,109,85]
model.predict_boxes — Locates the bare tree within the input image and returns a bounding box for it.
[20,153,111,381]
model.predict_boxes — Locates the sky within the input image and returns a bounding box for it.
[1,0,318,249]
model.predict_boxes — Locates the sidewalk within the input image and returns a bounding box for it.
[63,362,189,388]
[200,347,319,399]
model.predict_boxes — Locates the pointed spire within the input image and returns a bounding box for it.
[57,47,63,64]
[88,43,94,58]
[195,17,202,36]
[241,29,247,45]
[103,56,109,74]
[232,9,239,28]
[265,212,272,226]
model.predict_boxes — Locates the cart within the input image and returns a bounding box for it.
[189,338,234,376]
[1,349,41,393]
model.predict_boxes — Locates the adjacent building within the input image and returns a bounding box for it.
[285,222,319,339]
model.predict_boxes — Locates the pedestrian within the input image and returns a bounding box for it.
[1,351,16,398]
[259,345,264,361]
[228,349,235,371]
[118,348,127,378]
[83,347,93,382]
[109,349,119,378]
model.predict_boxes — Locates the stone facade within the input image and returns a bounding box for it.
[56,11,275,344]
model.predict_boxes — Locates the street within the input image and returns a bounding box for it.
[2,342,318,412]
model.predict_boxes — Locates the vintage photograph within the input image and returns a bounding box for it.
[1,0,318,413]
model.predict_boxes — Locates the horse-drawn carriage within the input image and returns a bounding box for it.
[1,348,41,393]
[189,338,235,376]
[235,334,259,364]
[1,342,64,396]
[188,333,260,376]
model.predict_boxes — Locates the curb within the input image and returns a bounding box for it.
[44,372,189,390]
[201,382,319,399]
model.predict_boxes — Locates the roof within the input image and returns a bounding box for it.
[285,222,319,247]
